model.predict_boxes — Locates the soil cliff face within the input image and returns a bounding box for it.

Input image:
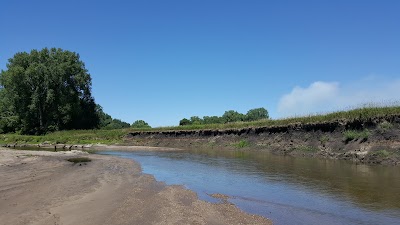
[125,115,400,165]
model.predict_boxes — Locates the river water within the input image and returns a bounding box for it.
[99,150,400,225]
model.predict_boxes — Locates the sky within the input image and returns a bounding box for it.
[1,0,399,127]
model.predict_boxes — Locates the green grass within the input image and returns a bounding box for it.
[0,129,129,145]
[319,135,329,144]
[234,140,250,148]
[1,105,399,145]
[66,157,91,163]
[343,130,370,142]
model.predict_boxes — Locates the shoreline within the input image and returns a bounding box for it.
[0,147,271,225]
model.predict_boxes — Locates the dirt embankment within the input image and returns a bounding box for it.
[124,115,400,165]
[0,148,270,225]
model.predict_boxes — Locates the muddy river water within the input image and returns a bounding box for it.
[100,150,400,225]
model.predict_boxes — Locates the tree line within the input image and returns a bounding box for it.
[0,48,150,134]
[179,108,269,126]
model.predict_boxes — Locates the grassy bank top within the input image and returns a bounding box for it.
[1,105,400,145]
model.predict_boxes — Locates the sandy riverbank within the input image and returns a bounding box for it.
[0,148,271,225]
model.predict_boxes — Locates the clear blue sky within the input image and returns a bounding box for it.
[1,0,399,127]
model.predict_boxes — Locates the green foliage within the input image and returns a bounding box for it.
[222,110,245,123]
[95,104,130,130]
[179,118,191,126]
[67,157,91,163]
[343,130,370,142]
[245,108,269,121]
[131,120,151,128]
[1,105,400,146]
[0,48,99,134]
[173,105,400,131]
[203,116,223,124]
[103,119,130,130]
[0,89,19,133]
[178,107,269,126]
[190,116,203,125]
[96,104,113,127]
[234,140,250,148]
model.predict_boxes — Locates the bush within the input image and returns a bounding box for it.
[179,118,191,126]
[234,140,250,148]
[131,120,151,128]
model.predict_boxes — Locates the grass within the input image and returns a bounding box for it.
[234,140,250,148]
[0,105,399,145]
[343,130,370,142]
[319,135,329,145]
[0,129,128,145]
[66,157,91,163]
[158,104,400,131]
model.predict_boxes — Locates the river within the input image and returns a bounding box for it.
[100,150,399,225]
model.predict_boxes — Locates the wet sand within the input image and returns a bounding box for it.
[0,148,271,225]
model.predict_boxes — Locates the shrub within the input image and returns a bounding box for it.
[131,120,151,128]
[235,140,250,148]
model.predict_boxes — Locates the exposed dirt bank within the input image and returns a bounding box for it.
[0,148,271,225]
[125,115,400,165]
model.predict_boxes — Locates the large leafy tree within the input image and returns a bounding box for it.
[0,48,99,134]
[222,110,245,123]
[245,107,269,121]
[131,120,151,128]
[96,104,130,130]
[0,89,19,133]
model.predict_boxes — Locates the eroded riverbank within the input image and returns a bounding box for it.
[124,115,400,165]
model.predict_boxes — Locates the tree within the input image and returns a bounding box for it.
[190,116,203,125]
[245,108,269,121]
[103,119,130,130]
[0,89,19,133]
[222,110,245,123]
[96,104,113,128]
[131,120,151,128]
[179,118,191,126]
[203,116,222,124]
[0,48,99,134]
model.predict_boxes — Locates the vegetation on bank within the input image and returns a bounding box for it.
[0,48,99,134]
[179,107,269,126]
[1,105,399,145]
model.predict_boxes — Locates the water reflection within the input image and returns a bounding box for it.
[100,150,400,225]
[190,149,400,210]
